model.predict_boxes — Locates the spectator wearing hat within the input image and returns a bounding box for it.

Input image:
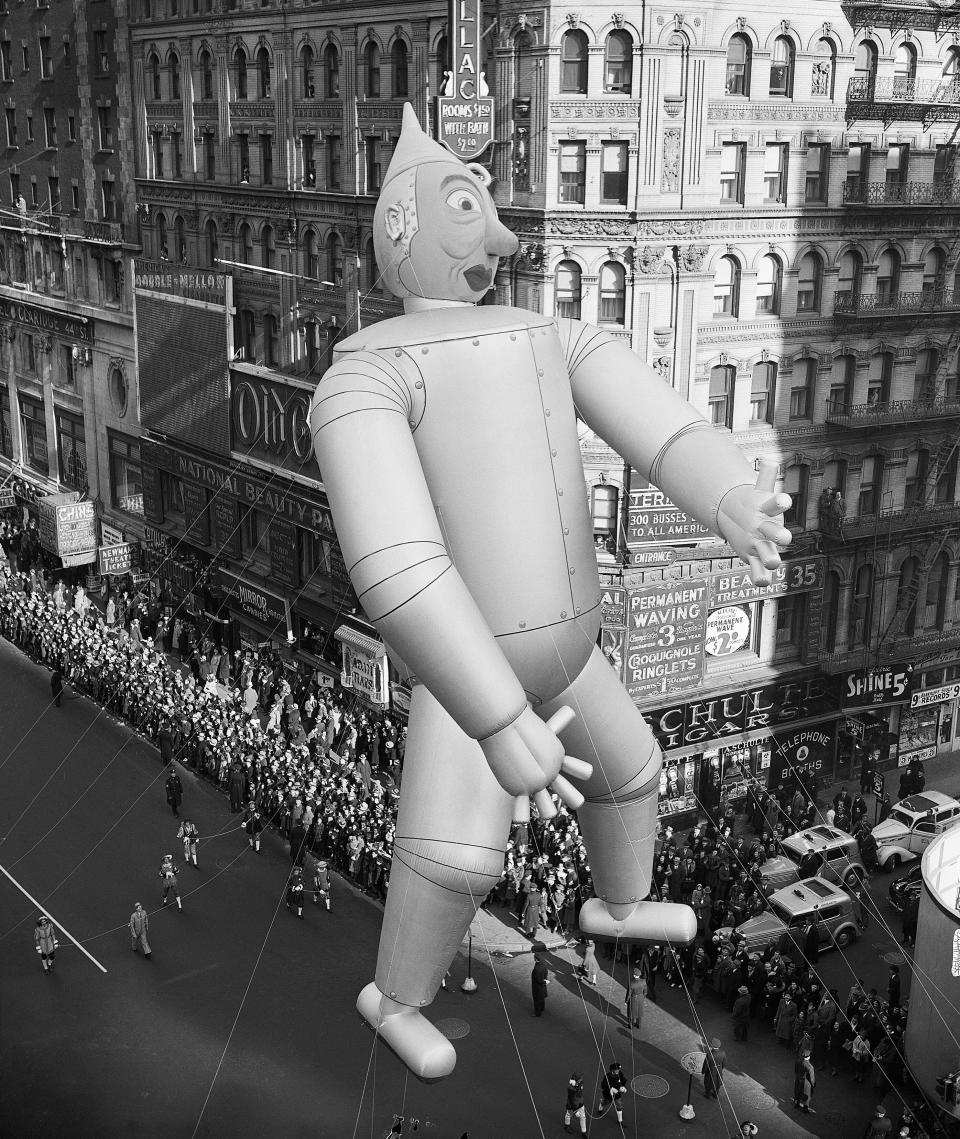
[129,902,151,959]
[34,915,58,974]
[732,984,752,1041]
[863,1103,892,1138]
[625,966,647,1031]
[701,1037,726,1100]
[793,1046,816,1113]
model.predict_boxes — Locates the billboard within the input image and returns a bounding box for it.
[134,259,232,455]
[38,493,97,565]
[436,0,494,159]
[625,578,709,701]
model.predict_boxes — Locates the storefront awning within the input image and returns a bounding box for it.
[334,624,383,656]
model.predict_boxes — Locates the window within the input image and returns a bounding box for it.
[854,40,878,94]
[591,483,619,541]
[836,250,863,308]
[365,138,380,194]
[205,218,218,268]
[858,455,884,516]
[327,135,341,191]
[170,52,180,100]
[783,464,808,528]
[257,47,270,99]
[59,343,74,387]
[769,36,794,97]
[392,40,408,98]
[236,309,256,360]
[555,260,581,319]
[47,176,60,214]
[560,30,588,94]
[764,143,788,203]
[755,254,782,315]
[160,471,184,519]
[365,42,380,98]
[25,112,34,143]
[0,390,11,459]
[68,112,75,142]
[303,321,321,377]
[893,43,917,98]
[776,592,806,649]
[5,108,17,148]
[205,133,216,181]
[936,450,958,505]
[829,354,856,412]
[790,358,816,420]
[101,179,115,222]
[235,47,247,99]
[868,351,893,406]
[365,241,379,293]
[97,106,112,150]
[935,143,956,183]
[63,39,72,69]
[261,222,275,269]
[750,361,777,424]
[725,34,751,96]
[302,135,315,187]
[149,53,161,100]
[876,249,900,305]
[598,262,625,325]
[44,107,57,148]
[559,141,586,204]
[56,412,87,490]
[238,134,249,181]
[0,41,10,82]
[174,215,186,262]
[797,252,822,312]
[324,43,339,98]
[261,133,272,185]
[805,144,830,204]
[327,232,343,285]
[812,38,835,98]
[94,30,108,73]
[263,313,279,367]
[849,564,874,650]
[200,49,213,100]
[19,398,48,475]
[845,143,869,202]
[238,221,253,264]
[923,248,945,299]
[171,132,182,178]
[240,506,271,559]
[709,364,735,429]
[905,449,931,508]
[719,142,745,203]
[822,572,840,651]
[822,459,849,507]
[22,45,29,73]
[713,256,740,318]
[886,144,909,196]
[604,30,632,94]
[39,36,52,79]
[600,142,628,205]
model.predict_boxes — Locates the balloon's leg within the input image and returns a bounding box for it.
[538,647,697,945]
[358,684,514,1082]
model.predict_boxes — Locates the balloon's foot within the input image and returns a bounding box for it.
[357,982,456,1083]
[578,898,697,944]
[679,1104,696,1121]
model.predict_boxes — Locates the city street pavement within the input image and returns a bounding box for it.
[0,636,941,1139]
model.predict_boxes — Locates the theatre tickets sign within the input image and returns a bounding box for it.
[437,0,494,159]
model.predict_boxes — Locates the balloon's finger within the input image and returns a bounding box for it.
[561,755,593,782]
[533,789,557,819]
[545,705,576,736]
[748,555,773,587]
[755,459,779,495]
[550,773,584,812]
[755,539,785,569]
[757,519,793,546]
[512,794,531,824]
[760,492,792,517]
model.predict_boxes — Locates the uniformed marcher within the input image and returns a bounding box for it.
[563,1071,587,1136]
[596,1060,628,1126]
[286,866,305,918]
[312,858,331,911]
[34,915,58,973]
[164,765,183,818]
[177,819,199,868]
[159,854,182,910]
[245,808,264,854]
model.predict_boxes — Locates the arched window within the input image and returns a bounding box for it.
[554,260,582,319]
[713,255,740,317]
[326,231,343,285]
[923,247,945,299]
[149,52,162,100]
[598,261,625,324]
[750,361,777,424]
[238,221,253,264]
[836,250,863,307]
[858,455,884,515]
[263,313,279,367]
[157,211,168,258]
[853,40,878,95]
[302,45,314,97]
[783,464,809,528]
[169,52,181,100]
[591,483,619,541]
[604,30,632,94]
[204,218,218,268]
[822,571,841,651]
[894,43,917,97]
[365,42,380,98]
[905,448,931,507]
[876,249,901,305]
[324,43,339,98]
[823,458,849,504]
[560,30,588,94]
[174,215,186,262]
[235,46,247,99]
[709,364,736,428]
[725,33,751,96]
[812,38,835,98]
[769,36,795,97]
[790,358,816,420]
[199,49,213,100]
[755,254,781,315]
[925,552,950,629]
[260,223,274,269]
[898,557,921,635]
[392,40,408,98]
[829,353,856,413]
[257,46,271,99]
[797,252,822,312]
[868,351,894,406]
[943,47,960,83]
[303,229,319,278]
[436,35,449,96]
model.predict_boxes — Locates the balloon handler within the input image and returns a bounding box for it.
[310,105,792,1081]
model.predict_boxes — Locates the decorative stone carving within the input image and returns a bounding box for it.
[707,100,845,121]
[518,243,544,270]
[637,246,666,275]
[736,17,746,33]
[653,327,673,348]
[636,218,705,238]
[653,357,672,380]
[661,128,681,193]
[551,100,641,119]
[679,244,709,271]
[673,13,685,32]
[611,12,625,30]
[780,19,791,34]
[566,12,581,30]
[548,218,633,238]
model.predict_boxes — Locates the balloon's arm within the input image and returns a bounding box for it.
[309,350,528,741]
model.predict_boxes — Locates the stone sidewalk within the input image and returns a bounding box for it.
[466,903,573,957]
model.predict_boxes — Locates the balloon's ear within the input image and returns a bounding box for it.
[383,203,406,242]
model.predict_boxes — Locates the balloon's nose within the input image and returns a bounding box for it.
[486,216,519,258]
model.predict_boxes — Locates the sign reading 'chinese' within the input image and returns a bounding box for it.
[436,0,494,159]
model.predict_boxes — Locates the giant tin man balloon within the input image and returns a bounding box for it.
[311,106,791,1081]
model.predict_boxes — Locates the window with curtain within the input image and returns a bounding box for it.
[725,34,751,95]
[867,352,893,406]
[789,358,816,419]
[858,455,884,516]
[893,43,917,96]
[56,411,87,490]
[600,142,628,205]
[783,465,808,528]
[719,143,746,203]
[301,45,314,97]
[554,260,581,319]
[876,249,900,304]
[560,30,588,94]
[854,41,878,90]
[257,46,270,98]
[709,364,735,428]
[829,354,856,412]
[750,362,777,424]
[914,348,939,403]
[797,252,822,312]
[836,250,863,306]
[604,31,632,93]
[713,256,740,317]
[392,40,408,98]
[905,448,931,508]
[764,143,789,203]
[769,36,795,97]
[324,43,339,98]
[805,144,830,203]
[558,141,586,204]
[598,262,625,324]
[755,254,782,315]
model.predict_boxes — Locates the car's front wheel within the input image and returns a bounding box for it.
[835,928,856,949]
[885,854,901,873]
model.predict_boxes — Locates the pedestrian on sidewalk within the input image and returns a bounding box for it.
[159,854,182,910]
[177,819,199,868]
[286,866,305,919]
[793,1047,816,1113]
[522,882,541,939]
[625,966,647,1031]
[596,1060,628,1126]
[848,1024,872,1083]
[34,916,58,974]
[732,984,752,1041]
[531,952,550,1017]
[129,902,152,959]
[563,1072,587,1136]
[164,765,183,818]
[50,666,64,707]
[862,1103,893,1138]
[701,1037,726,1100]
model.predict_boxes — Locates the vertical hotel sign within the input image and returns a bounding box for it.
[437,0,494,159]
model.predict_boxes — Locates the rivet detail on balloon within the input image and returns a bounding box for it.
[421,347,429,355]
[415,381,423,389]
[472,340,479,346]
[545,409,551,417]
[560,611,568,618]
[519,620,526,628]
[395,350,402,357]
[569,567,576,575]
[551,450,557,457]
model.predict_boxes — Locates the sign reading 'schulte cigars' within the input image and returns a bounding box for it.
[436,0,494,159]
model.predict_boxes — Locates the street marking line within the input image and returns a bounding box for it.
[163,963,220,986]
[0,861,108,974]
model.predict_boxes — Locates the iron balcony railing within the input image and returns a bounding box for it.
[820,625,960,672]
[834,288,960,318]
[820,500,960,541]
[847,76,960,105]
[842,2,960,31]
[842,178,960,205]
[825,395,960,426]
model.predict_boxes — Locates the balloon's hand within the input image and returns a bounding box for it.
[716,459,793,587]
[479,706,592,821]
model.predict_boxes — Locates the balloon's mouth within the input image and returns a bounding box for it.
[464,264,492,290]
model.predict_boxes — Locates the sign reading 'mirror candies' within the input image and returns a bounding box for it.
[436,0,494,159]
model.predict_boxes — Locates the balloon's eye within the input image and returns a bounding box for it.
[446,189,480,213]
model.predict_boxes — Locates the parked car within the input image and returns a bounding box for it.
[715,877,860,956]
[758,825,867,893]
[872,791,960,872]
[888,863,923,913]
